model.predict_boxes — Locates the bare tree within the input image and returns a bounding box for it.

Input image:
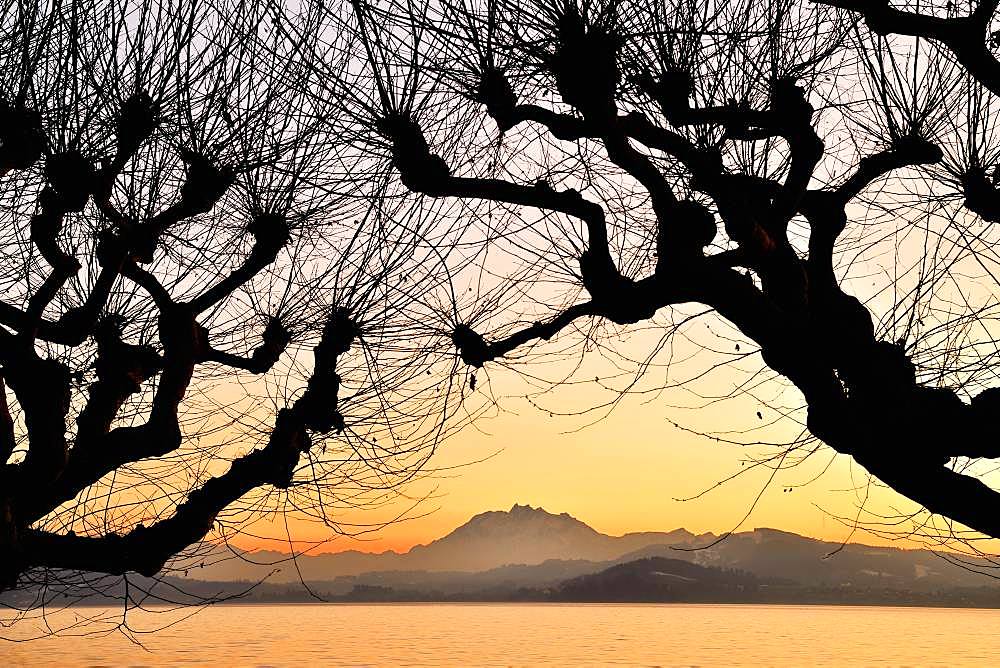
[311,0,1000,543]
[0,0,470,613]
[8,0,1000,618]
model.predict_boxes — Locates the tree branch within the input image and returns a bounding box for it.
[12,308,355,580]
[813,0,1000,97]
[453,301,596,367]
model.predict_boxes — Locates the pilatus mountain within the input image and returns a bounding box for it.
[182,505,998,594]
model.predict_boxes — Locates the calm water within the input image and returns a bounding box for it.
[3,603,999,666]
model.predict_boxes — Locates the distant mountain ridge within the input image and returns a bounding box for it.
[188,504,704,582]
[182,504,996,592]
[403,504,700,571]
[8,505,1000,610]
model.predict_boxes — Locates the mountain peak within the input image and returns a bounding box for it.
[396,504,617,571]
[459,504,589,531]
[510,502,538,513]
[187,505,702,581]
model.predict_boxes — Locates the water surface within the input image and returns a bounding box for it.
[3,603,998,666]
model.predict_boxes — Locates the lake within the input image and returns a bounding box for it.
[2,603,998,666]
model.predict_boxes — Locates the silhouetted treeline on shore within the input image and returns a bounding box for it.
[8,557,1000,609]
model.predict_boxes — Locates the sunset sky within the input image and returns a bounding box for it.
[236,320,959,556]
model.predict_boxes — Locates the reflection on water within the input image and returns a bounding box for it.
[2,603,998,666]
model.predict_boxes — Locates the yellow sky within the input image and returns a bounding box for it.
[232,321,962,556]
[213,198,1000,559]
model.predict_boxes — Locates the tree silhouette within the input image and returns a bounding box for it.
[316,0,1000,542]
[0,0,470,610]
[6,0,1000,612]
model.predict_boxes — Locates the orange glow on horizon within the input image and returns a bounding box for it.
[224,357,979,556]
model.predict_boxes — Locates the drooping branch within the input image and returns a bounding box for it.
[807,376,1000,540]
[812,0,1000,96]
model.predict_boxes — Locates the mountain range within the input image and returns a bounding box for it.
[182,504,999,594]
